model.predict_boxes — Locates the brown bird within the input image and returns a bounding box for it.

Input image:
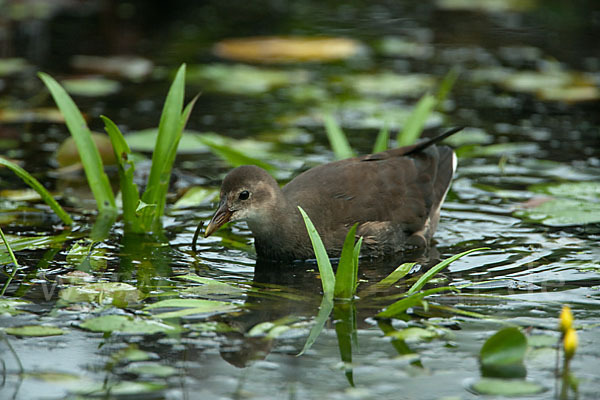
[204,127,462,261]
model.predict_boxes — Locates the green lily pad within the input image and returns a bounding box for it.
[481,327,527,367]
[5,325,65,337]
[187,321,239,333]
[378,37,434,59]
[59,282,142,305]
[176,273,245,297]
[71,55,153,80]
[80,315,183,334]
[55,132,117,167]
[144,298,237,319]
[124,128,209,153]
[61,77,122,97]
[436,0,538,13]
[125,362,178,377]
[470,378,545,396]
[0,58,29,76]
[173,187,219,209]
[0,298,31,316]
[0,108,65,123]
[517,181,600,227]
[386,327,439,342]
[187,64,310,94]
[338,72,435,97]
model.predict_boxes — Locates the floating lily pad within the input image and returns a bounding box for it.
[378,36,434,59]
[110,345,157,364]
[0,298,31,316]
[55,132,117,167]
[144,298,237,319]
[480,327,527,378]
[59,282,142,305]
[125,362,178,377]
[71,55,153,80]
[0,58,29,76]
[338,72,435,97]
[281,99,443,131]
[387,327,439,341]
[62,77,122,97]
[80,315,183,334]
[125,128,208,153]
[0,189,42,201]
[5,325,65,337]
[470,378,545,396]
[187,64,310,94]
[213,36,362,63]
[517,181,600,226]
[173,187,219,209]
[436,0,538,13]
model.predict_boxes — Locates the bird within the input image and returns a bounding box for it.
[203,127,462,261]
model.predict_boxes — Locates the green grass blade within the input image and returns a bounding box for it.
[324,114,355,160]
[0,227,20,296]
[352,237,362,293]
[380,262,415,287]
[407,247,488,295]
[38,72,116,214]
[140,64,188,232]
[101,116,142,233]
[298,206,335,300]
[372,123,390,153]
[0,157,73,225]
[397,93,436,147]
[377,286,458,318]
[297,295,333,356]
[334,223,359,300]
[436,67,459,108]
[198,136,275,172]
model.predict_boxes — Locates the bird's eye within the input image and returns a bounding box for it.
[238,190,250,200]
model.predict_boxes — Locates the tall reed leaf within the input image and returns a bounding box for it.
[377,286,459,318]
[297,295,333,356]
[38,72,116,214]
[298,206,335,299]
[334,223,359,300]
[0,227,20,296]
[101,116,141,233]
[372,123,390,153]
[0,157,73,225]
[397,93,436,147]
[324,114,355,160]
[139,64,195,232]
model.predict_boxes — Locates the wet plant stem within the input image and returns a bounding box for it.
[0,227,20,296]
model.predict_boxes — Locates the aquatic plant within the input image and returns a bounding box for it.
[38,64,197,236]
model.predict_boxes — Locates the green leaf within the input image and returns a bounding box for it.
[378,262,416,288]
[5,325,64,337]
[0,157,72,225]
[140,64,193,233]
[480,327,527,367]
[333,302,356,386]
[298,207,335,299]
[173,187,219,209]
[386,326,438,342]
[125,362,177,378]
[324,114,355,160]
[59,282,142,305]
[80,315,183,334]
[61,77,121,97]
[436,67,459,107]
[372,123,390,153]
[198,135,275,171]
[470,378,544,396]
[38,72,116,214]
[397,93,436,146]
[407,247,487,295]
[298,295,334,356]
[101,115,142,233]
[334,223,359,300]
[144,298,237,318]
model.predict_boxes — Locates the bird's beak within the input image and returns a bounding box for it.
[205,200,233,237]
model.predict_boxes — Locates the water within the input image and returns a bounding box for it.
[1,1,600,399]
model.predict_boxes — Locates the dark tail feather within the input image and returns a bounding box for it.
[404,126,464,156]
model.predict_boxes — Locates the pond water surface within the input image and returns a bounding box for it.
[1,1,599,399]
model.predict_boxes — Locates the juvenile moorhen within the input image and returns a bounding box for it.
[204,127,462,261]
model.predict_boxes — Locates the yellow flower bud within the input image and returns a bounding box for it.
[559,306,573,334]
[563,328,578,360]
